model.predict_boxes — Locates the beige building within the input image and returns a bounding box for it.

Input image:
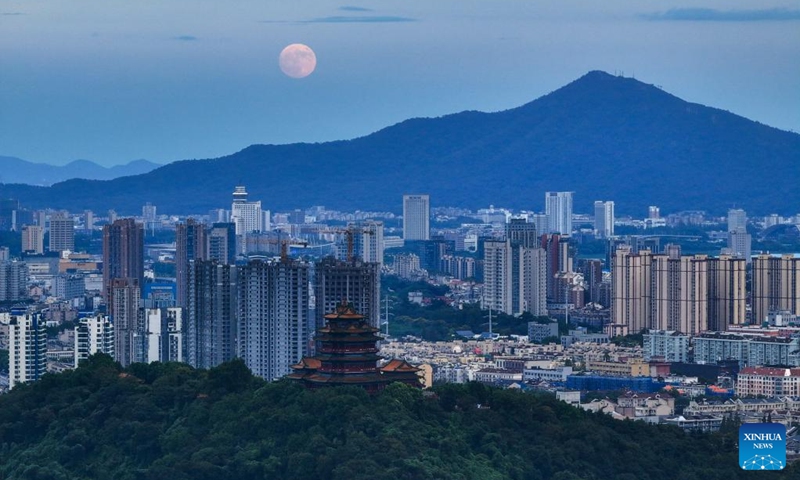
[651,253,708,334]
[612,246,653,333]
[21,225,44,254]
[586,360,650,377]
[707,255,746,330]
[737,367,800,397]
[752,254,800,324]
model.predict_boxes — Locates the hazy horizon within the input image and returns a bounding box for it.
[1,0,798,166]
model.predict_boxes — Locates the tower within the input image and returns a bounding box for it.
[403,194,430,241]
[102,218,144,304]
[238,259,310,380]
[207,222,236,264]
[8,313,47,389]
[594,201,615,239]
[314,257,380,329]
[545,191,573,236]
[186,260,238,369]
[110,278,141,367]
[48,213,75,253]
[230,185,262,236]
[175,219,207,308]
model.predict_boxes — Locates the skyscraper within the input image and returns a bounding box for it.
[186,260,238,369]
[175,219,207,308]
[541,234,572,301]
[230,185,262,236]
[110,278,141,367]
[612,246,653,334]
[139,307,183,364]
[0,260,28,302]
[403,194,430,241]
[545,191,573,236]
[338,221,385,267]
[239,259,310,380]
[727,208,747,233]
[727,231,752,264]
[21,225,44,254]
[651,252,709,335]
[8,313,47,389]
[48,213,75,253]
[593,201,615,239]
[752,254,800,324]
[482,221,547,317]
[707,255,746,330]
[207,222,237,264]
[315,257,380,329]
[102,218,144,303]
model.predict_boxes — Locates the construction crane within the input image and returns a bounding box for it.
[261,237,308,263]
[319,226,375,262]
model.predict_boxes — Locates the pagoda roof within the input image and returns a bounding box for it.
[304,372,387,384]
[380,359,421,373]
[291,357,322,370]
[324,302,366,321]
[315,353,379,363]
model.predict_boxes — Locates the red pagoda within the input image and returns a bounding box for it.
[288,302,421,392]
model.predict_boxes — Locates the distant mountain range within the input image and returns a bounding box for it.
[1,71,798,215]
[0,157,161,186]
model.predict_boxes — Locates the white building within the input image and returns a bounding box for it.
[74,315,115,367]
[545,191,573,236]
[643,330,689,362]
[231,185,263,236]
[593,201,615,239]
[138,308,183,363]
[403,194,430,240]
[523,366,573,382]
[727,208,747,233]
[9,313,47,389]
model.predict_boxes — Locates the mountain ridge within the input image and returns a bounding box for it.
[1,70,798,215]
[0,157,162,186]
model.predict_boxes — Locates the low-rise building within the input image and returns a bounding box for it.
[661,414,723,433]
[523,366,572,383]
[643,330,689,362]
[737,367,800,397]
[528,321,559,343]
[561,328,609,347]
[585,360,650,377]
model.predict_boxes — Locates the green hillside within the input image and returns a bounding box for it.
[0,355,795,479]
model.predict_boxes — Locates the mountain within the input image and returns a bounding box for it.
[1,71,798,215]
[0,157,161,185]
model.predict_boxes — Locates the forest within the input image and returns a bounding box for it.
[1,354,796,480]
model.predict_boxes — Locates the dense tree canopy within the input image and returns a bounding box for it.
[1,355,795,479]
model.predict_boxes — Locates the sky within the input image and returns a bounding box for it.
[1,0,799,166]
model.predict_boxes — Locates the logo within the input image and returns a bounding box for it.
[739,423,786,470]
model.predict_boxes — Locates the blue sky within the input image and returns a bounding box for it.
[1,0,798,166]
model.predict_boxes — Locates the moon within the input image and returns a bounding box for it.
[279,44,317,79]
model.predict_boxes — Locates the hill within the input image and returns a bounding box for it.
[0,157,160,185]
[2,355,792,479]
[1,71,798,215]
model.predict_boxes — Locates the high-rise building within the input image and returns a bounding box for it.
[541,234,572,301]
[53,274,85,300]
[0,260,28,301]
[231,186,262,236]
[176,219,207,308]
[707,255,746,330]
[482,224,547,317]
[102,218,144,304]
[84,210,94,232]
[74,314,115,367]
[651,253,709,335]
[752,254,800,324]
[545,191,573,236]
[21,225,44,254]
[612,246,653,334]
[727,208,747,233]
[315,257,380,329]
[403,194,430,241]
[138,307,183,364]
[727,231,752,264]
[339,221,385,267]
[48,213,75,253]
[648,206,660,219]
[186,260,238,369]
[593,201,615,239]
[109,278,141,367]
[207,222,236,264]
[239,259,310,380]
[8,313,47,389]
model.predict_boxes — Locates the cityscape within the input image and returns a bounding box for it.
[1,1,799,478]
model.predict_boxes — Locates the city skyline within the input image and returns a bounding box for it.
[1,1,798,165]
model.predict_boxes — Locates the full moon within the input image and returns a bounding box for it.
[279,44,317,79]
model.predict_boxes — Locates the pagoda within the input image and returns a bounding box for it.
[288,302,421,392]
